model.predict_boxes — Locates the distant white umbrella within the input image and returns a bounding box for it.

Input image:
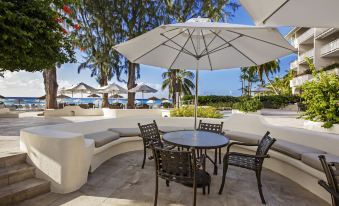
[63,82,97,98]
[162,99,171,103]
[114,17,294,128]
[97,83,128,94]
[129,83,158,105]
[239,0,339,28]
[252,86,271,93]
[146,99,155,104]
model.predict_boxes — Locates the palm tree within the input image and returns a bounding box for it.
[254,60,280,94]
[240,67,259,96]
[162,69,195,107]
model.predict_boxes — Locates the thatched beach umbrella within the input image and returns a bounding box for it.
[129,83,158,105]
[64,82,97,98]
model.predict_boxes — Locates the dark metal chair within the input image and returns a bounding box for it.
[318,155,339,206]
[218,131,276,204]
[138,120,173,169]
[197,120,224,164]
[151,145,211,206]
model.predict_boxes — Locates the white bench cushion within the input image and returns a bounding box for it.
[302,153,339,171]
[108,128,140,137]
[85,131,120,148]
[224,130,261,144]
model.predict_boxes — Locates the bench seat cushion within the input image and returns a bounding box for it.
[158,126,191,133]
[109,128,140,137]
[272,140,326,160]
[302,153,339,171]
[85,131,120,148]
[224,131,261,144]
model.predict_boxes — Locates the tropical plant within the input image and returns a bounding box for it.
[161,69,195,106]
[76,0,123,107]
[253,60,281,94]
[0,0,77,109]
[170,106,223,118]
[267,69,295,96]
[300,58,339,128]
[239,67,259,96]
[233,97,263,112]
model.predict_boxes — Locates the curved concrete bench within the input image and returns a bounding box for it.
[20,114,339,204]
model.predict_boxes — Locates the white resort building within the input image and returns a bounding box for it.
[286,27,339,94]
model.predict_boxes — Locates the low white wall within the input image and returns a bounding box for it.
[20,113,339,203]
[44,106,103,117]
[102,108,163,118]
[0,108,10,114]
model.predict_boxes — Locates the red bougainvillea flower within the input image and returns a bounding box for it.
[63,5,72,15]
[55,17,64,23]
[73,24,80,30]
[60,27,68,34]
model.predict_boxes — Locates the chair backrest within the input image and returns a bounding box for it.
[255,131,276,160]
[198,120,223,134]
[152,146,196,183]
[138,120,161,145]
[319,155,339,206]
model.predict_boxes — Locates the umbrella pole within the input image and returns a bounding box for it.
[194,67,199,130]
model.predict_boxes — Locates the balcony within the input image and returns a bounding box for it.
[290,60,298,70]
[316,28,339,39]
[297,28,314,45]
[321,38,339,57]
[298,49,314,63]
[290,74,313,87]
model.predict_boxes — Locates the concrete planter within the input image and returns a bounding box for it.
[232,109,262,114]
[303,120,339,134]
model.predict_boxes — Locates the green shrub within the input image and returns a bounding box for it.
[233,98,263,112]
[181,95,240,108]
[300,59,339,128]
[161,102,172,108]
[260,95,299,109]
[170,106,223,118]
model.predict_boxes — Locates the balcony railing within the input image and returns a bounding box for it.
[290,74,313,87]
[297,28,314,44]
[298,49,314,63]
[290,60,298,70]
[321,38,339,56]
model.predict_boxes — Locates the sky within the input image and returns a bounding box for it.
[0,1,296,98]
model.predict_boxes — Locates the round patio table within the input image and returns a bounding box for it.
[163,130,229,175]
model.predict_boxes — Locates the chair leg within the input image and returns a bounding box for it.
[218,148,221,164]
[193,181,197,206]
[208,183,210,194]
[166,180,169,187]
[203,186,206,195]
[142,145,146,169]
[154,175,158,206]
[256,170,266,204]
[218,158,229,194]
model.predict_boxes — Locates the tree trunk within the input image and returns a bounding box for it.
[241,79,244,96]
[171,71,177,107]
[265,72,279,95]
[43,67,58,109]
[101,77,109,108]
[127,62,137,109]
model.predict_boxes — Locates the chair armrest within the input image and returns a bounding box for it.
[318,180,339,199]
[227,142,259,154]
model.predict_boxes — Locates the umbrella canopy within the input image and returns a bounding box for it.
[64,82,97,97]
[148,96,159,100]
[114,17,294,128]
[37,95,46,100]
[88,94,100,98]
[129,83,158,93]
[0,95,5,99]
[162,99,171,103]
[252,86,271,93]
[97,83,128,94]
[239,0,339,28]
[110,94,123,98]
[57,94,70,98]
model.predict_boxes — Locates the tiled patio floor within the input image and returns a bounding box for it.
[17,151,329,206]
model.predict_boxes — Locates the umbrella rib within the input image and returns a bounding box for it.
[169,29,195,69]
[225,29,295,52]
[199,31,220,56]
[162,43,196,57]
[201,30,213,70]
[189,31,198,56]
[201,35,242,57]
[161,32,196,57]
[210,30,258,65]
[202,45,232,57]
[262,0,290,24]
[160,27,180,35]
[133,29,188,62]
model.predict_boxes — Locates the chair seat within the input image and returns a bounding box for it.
[180,170,211,188]
[227,153,258,170]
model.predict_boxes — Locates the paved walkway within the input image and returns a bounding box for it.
[17,151,329,206]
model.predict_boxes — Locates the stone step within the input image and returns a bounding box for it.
[0,163,35,187]
[0,178,50,206]
[0,153,26,169]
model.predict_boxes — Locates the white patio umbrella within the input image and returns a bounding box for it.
[114,17,295,128]
[98,83,128,103]
[63,82,97,98]
[129,83,158,105]
[239,0,339,28]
